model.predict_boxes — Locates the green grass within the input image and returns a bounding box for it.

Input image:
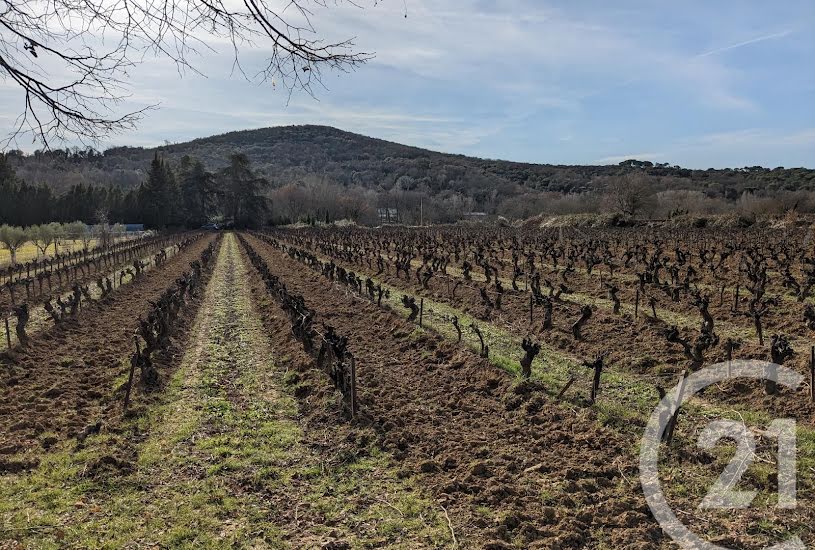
[0,233,455,549]
[304,243,815,506]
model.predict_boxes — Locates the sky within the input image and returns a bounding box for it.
[1,0,814,168]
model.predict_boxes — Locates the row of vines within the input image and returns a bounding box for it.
[2,232,206,349]
[124,236,221,409]
[259,225,815,422]
[238,234,358,417]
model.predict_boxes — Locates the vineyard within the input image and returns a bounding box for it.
[0,226,813,548]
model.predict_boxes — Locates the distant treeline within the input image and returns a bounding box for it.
[0,152,268,228]
[3,125,815,227]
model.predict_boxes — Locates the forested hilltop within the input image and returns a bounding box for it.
[3,125,815,227]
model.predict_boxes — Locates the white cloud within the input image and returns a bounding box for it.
[693,128,815,148]
[0,0,810,168]
[696,29,795,58]
[646,128,815,168]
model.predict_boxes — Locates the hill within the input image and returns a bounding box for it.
[5,125,815,224]
[12,125,815,193]
[115,125,815,195]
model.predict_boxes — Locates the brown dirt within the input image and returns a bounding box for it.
[0,236,181,312]
[284,236,815,424]
[0,234,217,462]
[241,232,665,549]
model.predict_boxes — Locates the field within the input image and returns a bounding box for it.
[0,226,813,549]
[0,238,158,267]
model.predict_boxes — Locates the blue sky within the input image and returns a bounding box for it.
[1,0,813,168]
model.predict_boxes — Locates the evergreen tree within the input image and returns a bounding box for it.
[0,155,18,225]
[118,190,139,222]
[0,151,272,228]
[138,153,181,228]
[219,153,269,228]
[179,156,218,226]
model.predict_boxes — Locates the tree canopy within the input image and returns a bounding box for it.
[2,126,814,228]
[0,150,269,228]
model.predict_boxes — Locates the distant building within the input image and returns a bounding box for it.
[123,223,145,232]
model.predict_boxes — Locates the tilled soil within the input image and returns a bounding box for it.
[285,238,815,424]
[242,232,663,549]
[208,233,452,548]
[1,233,453,548]
[3,230,809,548]
[0,234,216,463]
[0,236,175,312]
[397,272,815,421]
[0,241,196,348]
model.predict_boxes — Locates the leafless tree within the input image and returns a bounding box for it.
[603,173,655,218]
[0,0,373,146]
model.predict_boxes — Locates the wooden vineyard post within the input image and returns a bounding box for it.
[634,287,640,319]
[349,355,358,418]
[419,298,424,328]
[733,285,740,313]
[726,339,732,379]
[123,336,140,412]
[810,346,814,402]
[664,370,688,445]
[3,314,10,349]
[529,294,534,325]
[556,376,577,400]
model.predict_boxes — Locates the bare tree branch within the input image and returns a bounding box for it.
[0,0,375,146]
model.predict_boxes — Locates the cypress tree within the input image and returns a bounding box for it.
[138,153,181,228]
